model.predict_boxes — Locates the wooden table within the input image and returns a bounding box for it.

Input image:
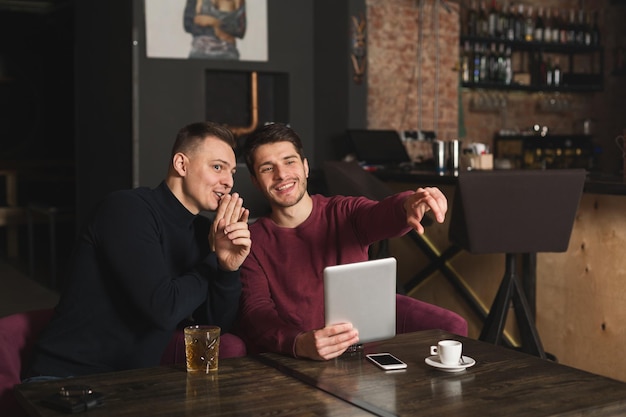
[15,330,626,416]
[259,330,626,416]
[15,356,367,417]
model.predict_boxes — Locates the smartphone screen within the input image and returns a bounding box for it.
[366,353,407,370]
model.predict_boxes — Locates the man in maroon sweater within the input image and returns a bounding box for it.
[236,123,468,360]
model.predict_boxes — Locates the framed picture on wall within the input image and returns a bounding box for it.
[144,0,268,61]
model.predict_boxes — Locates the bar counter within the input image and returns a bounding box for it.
[372,168,626,196]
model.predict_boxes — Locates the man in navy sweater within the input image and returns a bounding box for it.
[27,121,251,377]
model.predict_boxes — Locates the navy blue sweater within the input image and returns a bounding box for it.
[28,181,241,377]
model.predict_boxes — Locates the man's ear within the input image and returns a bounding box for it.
[172,152,188,177]
[304,158,310,178]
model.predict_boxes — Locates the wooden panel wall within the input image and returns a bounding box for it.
[537,193,626,382]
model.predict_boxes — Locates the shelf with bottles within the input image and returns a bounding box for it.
[462,81,602,93]
[494,133,594,170]
[460,1,604,92]
[462,1,602,46]
[460,36,602,54]
[460,41,603,92]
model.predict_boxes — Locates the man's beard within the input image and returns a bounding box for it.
[273,178,307,208]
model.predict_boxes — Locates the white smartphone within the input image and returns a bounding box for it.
[366,353,407,371]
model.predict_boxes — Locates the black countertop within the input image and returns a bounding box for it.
[372,168,626,196]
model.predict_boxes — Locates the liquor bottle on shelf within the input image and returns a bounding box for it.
[590,11,600,46]
[559,9,569,44]
[514,4,525,41]
[524,5,534,42]
[546,57,554,86]
[488,0,498,38]
[553,58,562,86]
[534,7,544,43]
[498,1,509,40]
[479,43,488,82]
[466,0,478,36]
[551,9,561,44]
[567,9,576,44]
[504,46,512,85]
[488,42,497,81]
[543,7,553,43]
[497,43,506,83]
[576,10,587,45]
[477,1,489,37]
[506,4,516,41]
[473,42,482,83]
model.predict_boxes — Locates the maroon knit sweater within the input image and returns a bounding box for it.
[237,192,412,356]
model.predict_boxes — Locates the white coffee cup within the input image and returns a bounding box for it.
[430,339,462,365]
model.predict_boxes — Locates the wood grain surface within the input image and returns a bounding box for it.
[15,357,368,417]
[260,330,626,417]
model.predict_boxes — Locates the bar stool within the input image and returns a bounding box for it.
[449,169,586,359]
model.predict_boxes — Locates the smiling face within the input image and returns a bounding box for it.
[174,135,237,214]
[250,141,309,209]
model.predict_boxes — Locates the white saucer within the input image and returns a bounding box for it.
[425,355,476,372]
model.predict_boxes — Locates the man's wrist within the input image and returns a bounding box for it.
[293,333,303,358]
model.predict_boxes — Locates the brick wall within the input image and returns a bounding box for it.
[366,0,460,142]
